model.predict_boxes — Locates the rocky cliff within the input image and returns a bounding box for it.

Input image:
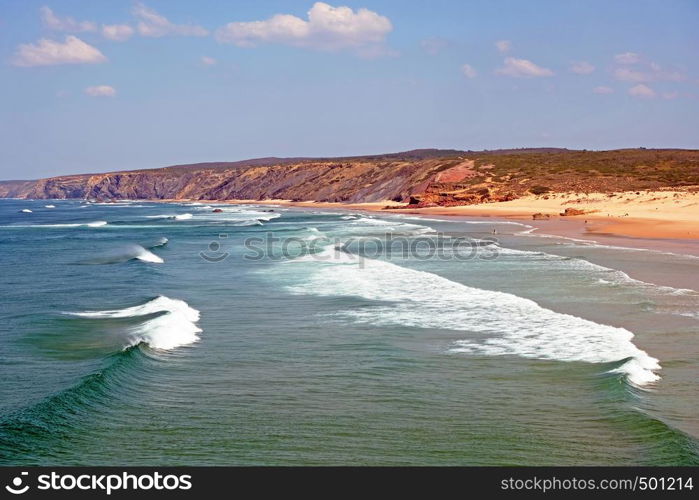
[2,148,698,206]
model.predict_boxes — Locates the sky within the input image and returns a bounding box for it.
[0,0,698,180]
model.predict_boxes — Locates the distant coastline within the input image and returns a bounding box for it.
[2,147,698,246]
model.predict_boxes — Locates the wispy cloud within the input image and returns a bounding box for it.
[12,35,107,67]
[570,61,595,75]
[461,63,477,79]
[496,57,553,78]
[614,52,641,65]
[495,40,511,53]
[201,56,217,66]
[612,52,685,83]
[628,84,656,99]
[613,61,685,83]
[85,85,116,97]
[40,6,96,33]
[593,86,614,94]
[102,24,134,42]
[215,2,393,56]
[133,2,208,37]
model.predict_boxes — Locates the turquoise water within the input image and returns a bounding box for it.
[0,198,698,465]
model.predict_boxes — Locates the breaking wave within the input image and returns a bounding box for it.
[68,296,201,350]
[286,247,661,387]
[80,244,164,265]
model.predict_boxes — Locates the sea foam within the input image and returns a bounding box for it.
[287,247,661,387]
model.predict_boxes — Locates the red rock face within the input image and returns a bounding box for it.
[433,161,479,183]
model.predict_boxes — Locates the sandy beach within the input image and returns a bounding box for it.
[212,190,699,250]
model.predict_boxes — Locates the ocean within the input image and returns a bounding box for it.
[0,198,697,465]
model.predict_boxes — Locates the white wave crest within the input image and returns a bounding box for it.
[8,220,109,228]
[68,296,201,350]
[145,213,192,220]
[81,244,164,264]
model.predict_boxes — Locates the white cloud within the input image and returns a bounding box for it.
[85,85,116,97]
[496,57,553,78]
[614,52,640,65]
[628,84,656,99]
[593,86,614,94]
[102,24,134,42]
[133,2,208,37]
[12,35,107,67]
[215,2,392,54]
[495,40,511,53]
[661,91,679,100]
[570,61,595,75]
[461,63,477,79]
[201,56,217,66]
[613,62,685,83]
[40,6,96,32]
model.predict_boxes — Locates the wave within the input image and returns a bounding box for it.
[20,209,32,213]
[347,217,436,236]
[80,244,164,265]
[44,204,56,208]
[301,226,330,242]
[144,213,192,220]
[286,247,661,387]
[478,243,698,297]
[142,236,169,248]
[202,212,280,223]
[143,210,278,224]
[0,295,203,461]
[92,201,142,206]
[233,219,264,226]
[4,220,109,228]
[0,347,144,462]
[68,296,201,350]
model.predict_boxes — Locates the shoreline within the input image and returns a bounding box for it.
[11,189,696,257]
[188,195,699,292]
[190,190,699,257]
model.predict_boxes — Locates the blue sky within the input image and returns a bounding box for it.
[0,0,698,179]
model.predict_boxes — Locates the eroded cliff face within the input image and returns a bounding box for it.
[0,157,470,203]
[2,149,698,205]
